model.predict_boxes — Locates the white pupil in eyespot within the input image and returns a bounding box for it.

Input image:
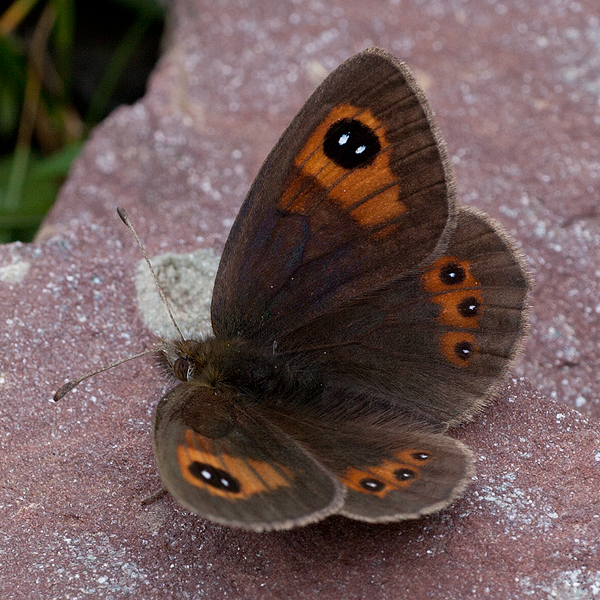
[355,145,366,154]
[200,468,231,488]
[338,133,349,145]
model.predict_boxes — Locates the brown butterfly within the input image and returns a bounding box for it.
[57,48,531,531]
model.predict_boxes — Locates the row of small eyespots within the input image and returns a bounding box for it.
[422,257,483,368]
[343,450,432,497]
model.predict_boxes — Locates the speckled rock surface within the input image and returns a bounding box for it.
[3,0,600,598]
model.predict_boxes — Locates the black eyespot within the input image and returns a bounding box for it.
[439,262,466,286]
[174,357,189,381]
[323,118,381,170]
[395,468,416,481]
[360,478,386,492]
[411,452,430,462]
[458,296,481,318]
[188,462,241,493]
[454,341,474,361]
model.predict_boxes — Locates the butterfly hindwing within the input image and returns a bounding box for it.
[273,206,531,427]
[212,48,456,343]
[262,407,473,522]
[152,383,344,531]
[338,432,473,522]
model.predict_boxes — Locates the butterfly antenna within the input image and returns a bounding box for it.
[116,206,185,342]
[53,347,159,401]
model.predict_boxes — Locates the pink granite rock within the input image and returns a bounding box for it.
[3,0,600,598]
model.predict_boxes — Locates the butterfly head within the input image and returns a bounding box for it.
[157,339,207,382]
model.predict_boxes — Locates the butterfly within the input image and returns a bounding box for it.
[58,48,531,531]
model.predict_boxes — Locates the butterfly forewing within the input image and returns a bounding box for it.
[152,383,344,531]
[211,48,456,344]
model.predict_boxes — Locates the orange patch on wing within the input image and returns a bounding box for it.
[431,289,484,328]
[177,429,293,499]
[340,449,433,498]
[421,256,484,366]
[279,104,406,228]
[421,256,479,294]
[441,331,477,368]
